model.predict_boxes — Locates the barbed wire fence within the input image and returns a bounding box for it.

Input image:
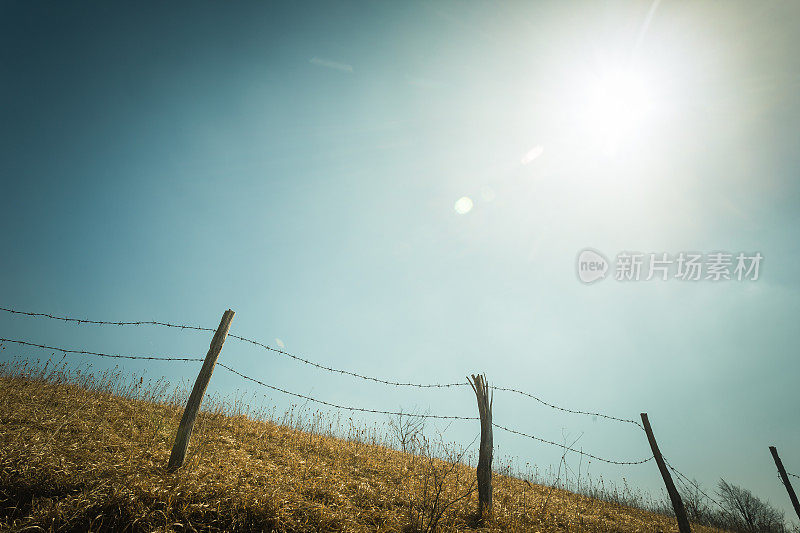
[0,335,650,465]
[0,306,645,421]
[2,305,796,528]
[664,458,725,513]
[0,306,649,454]
[491,385,644,430]
[0,337,205,362]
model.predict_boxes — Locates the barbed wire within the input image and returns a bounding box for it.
[0,306,467,389]
[3,331,659,468]
[226,333,468,389]
[492,422,653,465]
[219,364,657,466]
[0,335,461,421]
[664,458,724,512]
[0,337,204,362]
[491,386,644,430]
[0,305,652,429]
[0,306,215,332]
[215,363,476,420]
[0,334,472,419]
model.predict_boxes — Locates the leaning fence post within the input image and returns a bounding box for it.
[468,373,493,518]
[769,446,800,521]
[167,309,235,471]
[640,413,691,533]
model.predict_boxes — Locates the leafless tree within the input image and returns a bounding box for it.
[405,433,479,532]
[717,478,787,533]
[675,477,714,525]
[388,406,427,453]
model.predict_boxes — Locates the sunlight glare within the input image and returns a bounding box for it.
[578,67,657,156]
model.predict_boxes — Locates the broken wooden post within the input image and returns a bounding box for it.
[640,413,691,533]
[168,309,234,471]
[769,446,800,521]
[468,373,493,518]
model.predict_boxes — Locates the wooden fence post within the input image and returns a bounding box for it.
[769,446,800,521]
[167,309,235,471]
[640,413,691,533]
[468,373,493,518]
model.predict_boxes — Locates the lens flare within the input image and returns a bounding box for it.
[454,196,474,214]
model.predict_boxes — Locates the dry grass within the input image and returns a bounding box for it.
[0,358,728,532]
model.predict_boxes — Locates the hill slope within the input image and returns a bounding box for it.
[0,369,725,532]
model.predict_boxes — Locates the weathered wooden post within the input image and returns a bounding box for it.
[640,413,691,533]
[769,446,800,521]
[468,373,493,518]
[168,309,234,471]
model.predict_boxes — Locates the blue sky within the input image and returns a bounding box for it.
[1,0,799,522]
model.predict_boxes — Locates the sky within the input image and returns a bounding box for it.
[1,0,799,523]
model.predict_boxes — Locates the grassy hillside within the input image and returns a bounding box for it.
[0,360,726,532]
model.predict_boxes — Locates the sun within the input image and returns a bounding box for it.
[575,66,658,156]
